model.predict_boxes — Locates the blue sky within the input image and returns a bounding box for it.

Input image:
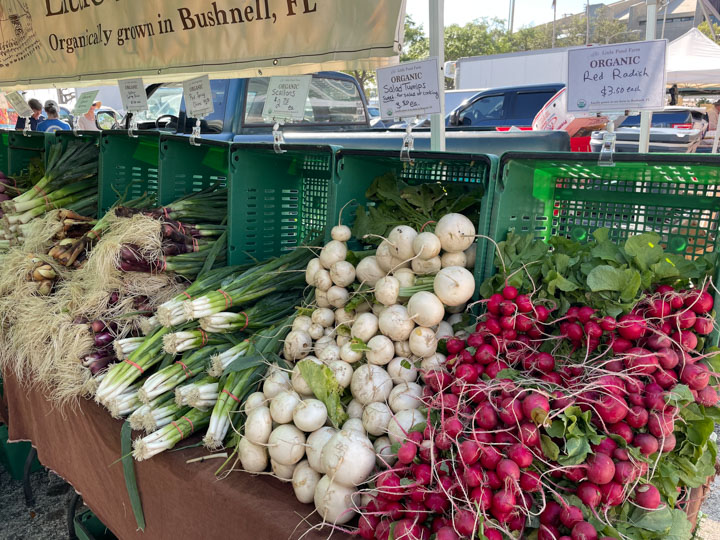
[406,0,618,31]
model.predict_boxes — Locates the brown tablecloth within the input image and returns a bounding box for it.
[4,371,330,540]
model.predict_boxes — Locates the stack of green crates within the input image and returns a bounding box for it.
[0,130,9,174]
[73,509,117,540]
[0,424,42,481]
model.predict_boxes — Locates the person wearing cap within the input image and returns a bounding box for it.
[14,98,44,131]
[77,100,101,131]
[708,99,720,132]
[37,100,70,132]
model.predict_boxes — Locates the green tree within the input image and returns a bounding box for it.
[591,6,637,44]
[401,15,429,61]
[699,20,720,43]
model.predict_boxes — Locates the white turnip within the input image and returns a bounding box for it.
[293,399,328,432]
[244,392,266,414]
[306,427,336,473]
[315,289,330,308]
[393,268,416,288]
[321,429,376,486]
[351,312,379,342]
[375,276,400,306]
[387,408,425,444]
[271,459,296,482]
[388,382,423,412]
[292,315,312,332]
[366,335,395,365]
[378,304,415,341]
[305,258,322,286]
[373,436,396,467]
[362,402,393,436]
[355,256,385,287]
[412,232,441,260]
[268,424,306,466]
[339,342,363,364]
[292,460,320,504]
[238,437,268,472]
[350,364,393,404]
[342,418,366,435]
[263,366,291,399]
[409,326,438,358]
[314,475,358,524]
[441,251,467,268]
[346,399,364,419]
[319,240,347,269]
[245,406,272,445]
[283,330,312,361]
[331,224,351,242]
[407,291,445,328]
[434,266,475,307]
[388,226,417,260]
[411,256,442,275]
[329,260,355,288]
[387,356,418,384]
[435,213,475,252]
[314,268,333,292]
[328,360,353,388]
[270,391,301,424]
[327,286,349,308]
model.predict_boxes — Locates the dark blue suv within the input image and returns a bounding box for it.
[447,83,565,129]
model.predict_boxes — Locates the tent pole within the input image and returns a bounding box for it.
[699,0,717,41]
[639,0,658,154]
[430,0,445,152]
[713,126,720,154]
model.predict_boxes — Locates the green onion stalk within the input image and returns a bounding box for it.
[204,314,295,449]
[156,265,248,327]
[198,293,296,334]
[142,400,192,434]
[183,249,311,323]
[175,376,219,410]
[133,407,211,461]
[139,345,229,403]
[113,337,147,360]
[128,391,175,431]
[94,326,175,404]
[106,381,143,418]
[161,328,226,355]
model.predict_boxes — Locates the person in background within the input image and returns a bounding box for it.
[14,98,44,131]
[77,101,101,131]
[708,100,720,132]
[37,100,70,132]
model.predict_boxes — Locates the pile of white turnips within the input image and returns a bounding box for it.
[235,213,478,524]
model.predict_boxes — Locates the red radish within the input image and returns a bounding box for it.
[487,294,503,314]
[597,375,625,396]
[608,422,633,444]
[508,443,534,468]
[474,402,499,430]
[576,482,602,508]
[634,433,660,456]
[643,383,667,410]
[634,484,661,509]
[626,406,649,429]
[610,337,632,354]
[656,284,674,294]
[425,492,450,513]
[446,338,465,355]
[520,470,541,492]
[472,431,493,444]
[358,514,378,539]
[466,332,484,348]
[675,309,697,330]
[653,368,678,390]
[578,306,596,324]
[443,416,464,439]
[660,433,677,453]
[516,294,533,312]
[571,521,598,540]
[624,348,658,375]
[459,440,481,465]
[647,333,672,350]
[409,486,426,503]
[379,500,403,520]
[503,285,518,300]
[496,459,521,483]
[393,519,422,539]
[596,394,628,424]
[673,330,698,350]
[565,466,586,483]
[485,470,502,490]
[697,386,719,407]
[431,518,450,533]
[397,442,418,464]
[540,501,562,525]
[614,461,639,484]
[600,316,617,332]
[435,527,459,540]
[628,393,645,407]
[686,290,714,314]
[492,488,516,514]
[552,390,574,410]
[470,485,492,510]
[535,352,556,373]
[522,392,550,424]
[474,343,497,364]
[538,525,561,540]
[455,363,479,384]
[376,472,404,501]
[560,505,584,528]
[656,348,679,369]
[453,509,476,537]
[567,307,580,322]
[600,482,624,507]
[411,463,432,485]
[612,448,630,461]
[500,302,516,316]
[480,446,503,470]
[681,363,710,390]
[584,321,603,339]
[435,431,453,451]
[648,412,675,438]
[566,322,584,342]
[593,437,617,455]
[485,360,509,379]
[508,513,526,532]
[516,314,533,332]
[463,464,483,488]
[586,453,615,485]
[625,378,645,394]
[648,299,672,319]
[694,316,714,335]
[535,305,551,322]
[500,316,515,330]
[484,318,502,335]
[519,422,540,446]
[617,314,648,340]
[498,397,524,425]
[542,372,563,385]
[483,529,503,540]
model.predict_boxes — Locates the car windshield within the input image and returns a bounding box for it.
[134,84,183,124]
[619,111,693,128]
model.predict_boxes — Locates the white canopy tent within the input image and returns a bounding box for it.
[666,27,720,86]
[667,27,720,153]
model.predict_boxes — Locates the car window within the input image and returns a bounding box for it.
[509,91,556,119]
[244,77,366,125]
[181,79,229,133]
[458,95,505,126]
[134,84,183,124]
[620,111,692,128]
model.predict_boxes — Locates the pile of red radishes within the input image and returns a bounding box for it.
[356,283,718,540]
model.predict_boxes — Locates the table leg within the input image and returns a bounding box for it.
[67,492,82,539]
[22,447,36,506]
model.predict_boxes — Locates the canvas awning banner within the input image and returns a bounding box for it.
[0,0,406,90]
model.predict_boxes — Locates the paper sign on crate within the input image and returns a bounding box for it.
[118,78,148,113]
[73,90,100,116]
[262,76,311,122]
[377,58,441,120]
[566,40,667,113]
[183,75,214,119]
[5,91,33,118]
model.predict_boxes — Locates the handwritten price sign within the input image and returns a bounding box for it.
[5,91,32,118]
[567,40,666,113]
[118,78,148,113]
[262,76,311,122]
[376,58,441,120]
[183,75,214,119]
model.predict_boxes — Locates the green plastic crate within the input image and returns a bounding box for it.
[485,152,720,310]
[333,148,499,283]
[73,508,117,540]
[0,424,42,481]
[7,131,46,176]
[157,135,229,206]
[0,130,9,174]
[99,131,160,215]
[228,144,337,266]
